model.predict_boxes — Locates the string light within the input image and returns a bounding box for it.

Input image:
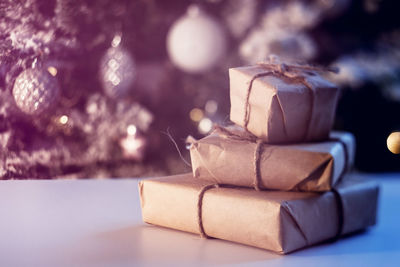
[47,66,58,76]
[127,124,137,136]
[198,117,212,134]
[120,124,146,160]
[59,115,69,125]
[205,100,218,115]
[190,108,204,122]
[111,34,122,47]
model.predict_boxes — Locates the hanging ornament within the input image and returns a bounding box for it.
[387,132,400,154]
[100,35,136,99]
[167,5,227,74]
[12,62,61,116]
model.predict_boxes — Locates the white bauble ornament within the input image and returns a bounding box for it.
[12,68,60,115]
[100,36,136,98]
[167,5,227,74]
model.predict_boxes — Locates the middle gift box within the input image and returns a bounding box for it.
[188,126,355,192]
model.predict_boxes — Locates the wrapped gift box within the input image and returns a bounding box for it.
[189,127,355,192]
[139,173,378,254]
[229,65,339,143]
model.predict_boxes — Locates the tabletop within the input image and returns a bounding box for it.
[0,172,399,267]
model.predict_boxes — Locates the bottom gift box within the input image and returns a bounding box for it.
[138,173,378,254]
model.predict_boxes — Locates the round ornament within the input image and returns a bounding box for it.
[387,132,400,154]
[167,5,227,74]
[100,37,136,99]
[12,68,61,116]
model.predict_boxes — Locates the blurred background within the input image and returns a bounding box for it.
[0,0,399,179]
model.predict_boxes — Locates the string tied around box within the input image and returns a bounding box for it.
[242,56,339,142]
[196,181,345,242]
[186,124,265,191]
[187,124,351,193]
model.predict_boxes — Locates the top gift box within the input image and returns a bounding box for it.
[229,63,339,144]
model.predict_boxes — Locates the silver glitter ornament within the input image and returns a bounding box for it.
[12,68,61,115]
[99,37,136,99]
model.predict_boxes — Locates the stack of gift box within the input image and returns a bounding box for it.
[139,62,379,254]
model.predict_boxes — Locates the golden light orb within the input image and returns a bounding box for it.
[387,132,400,154]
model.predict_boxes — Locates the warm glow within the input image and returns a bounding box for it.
[127,124,137,136]
[122,136,143,151]
[47,66,58,76]
[59,115,68,125]
[387,132,400,154]
[198,118,212,134]
[111,35,122,47]
[190,108,204,122]
[205,100,218,115]
[120,134,146,160]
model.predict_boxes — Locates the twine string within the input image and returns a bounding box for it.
[196,180,346,242]
[197,183,220,238]
[254,139,264,191]
[196,180,346,241]
[213,125,264,191]
[242,61,337,141]
[243,71,274,130]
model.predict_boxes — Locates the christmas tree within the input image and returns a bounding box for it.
[0,0,399,179]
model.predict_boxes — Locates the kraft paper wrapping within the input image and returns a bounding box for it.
[189,128,355,192]
[139,173,379,254]
[229,65,339,143]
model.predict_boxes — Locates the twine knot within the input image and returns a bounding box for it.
[277,63,289,73]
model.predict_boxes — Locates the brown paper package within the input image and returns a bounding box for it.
[189,128,355,192]
[229,65,339,143]
[139,173,378,254]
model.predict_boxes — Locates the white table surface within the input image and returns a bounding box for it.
[0,173,399,267]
